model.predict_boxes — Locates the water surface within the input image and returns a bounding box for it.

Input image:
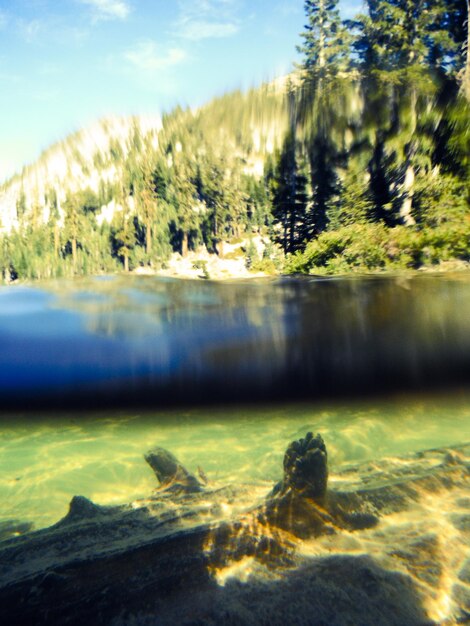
[1,273,470,408]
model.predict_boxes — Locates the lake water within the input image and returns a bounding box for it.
[1,395,470,531]
[1,273,470,531]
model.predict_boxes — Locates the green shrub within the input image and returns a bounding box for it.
[385,227,426,269]
[192,259,210,279]
[244,239,259,270]
[286,224,388,274]
[224,247,244,260]
[250,257,278,274]
[285,216,470,276]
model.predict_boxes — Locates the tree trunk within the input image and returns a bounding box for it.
[72,238,77,272]
[400,89,417,226]
[181,232,188,257]
[400,164,416,225]
[54,223,60,259]
[283,210,288,254]
[124,252,129,273]
[319,0,325,69]
[146,220,152,256]
[462,0,470,101]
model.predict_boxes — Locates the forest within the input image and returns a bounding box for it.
[0,0,468,281]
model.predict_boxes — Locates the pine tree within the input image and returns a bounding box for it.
[327,159,375,229]
[456,0,470,99]
[137,161,158,256]
[46,186,61,261]
[244,174,271,233]
[297,0,351,86]
[353,0,459,81]
[271,133,310,254]
[297,0,353,238]
[16,187,27,223]
[0,234,13,282]
[111,184,135,272]
[352,0,462,226]
[222,160,247,244]
[170,151,198,256]
[63,194,83,272]
[198,151,228,254]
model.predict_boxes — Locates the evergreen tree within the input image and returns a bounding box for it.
[454,0,470,99]
[46,186,61,261]
[0,234,13,282]
[1,31,467,283]
[244,174,271,232]
[222,160,247,243]
[352,0,462,226]
[169,151,198,256]
[63,194,83,272]
[195,149,225,253]
[16,187,27,223]
[30,193,42,231]
[271,133,310,253]
[298,0,353,237]
[137,160,158,256]
[111,185,135,272]
[327,160,374,229]
[297,0,351,85]
[76,188,101,214]
[353,0,460,80]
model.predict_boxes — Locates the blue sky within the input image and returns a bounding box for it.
[0,0,362,182]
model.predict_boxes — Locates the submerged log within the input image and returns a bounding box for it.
[260,433,379,538]
[144,446,203,493]
[0,520,34,543]
[0,435,468,625]
[275,432,329,499]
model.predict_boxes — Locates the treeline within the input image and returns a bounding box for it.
[0,0,468,281]
[0,89,287,281]
[278,0,470,274]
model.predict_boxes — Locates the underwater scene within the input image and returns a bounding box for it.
[0,274,469,625]
[1,397,470,532]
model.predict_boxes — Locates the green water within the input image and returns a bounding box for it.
[1,393,469,531]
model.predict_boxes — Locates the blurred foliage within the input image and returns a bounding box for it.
[283,0,469,276]
[0,0,468,281]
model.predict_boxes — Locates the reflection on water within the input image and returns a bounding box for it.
[1,394,469,530]
[1,273,470,407]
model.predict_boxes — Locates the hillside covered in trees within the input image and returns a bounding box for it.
[0,0,468,281]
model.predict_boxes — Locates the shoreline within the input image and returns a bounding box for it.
[2,256,470,287]
[133,249,269,281]
[133,255,470,281]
